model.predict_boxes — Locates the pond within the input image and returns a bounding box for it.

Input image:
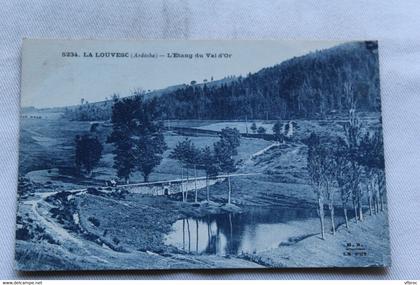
[164,206,336,256]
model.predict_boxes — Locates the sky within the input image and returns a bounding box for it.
[21,39,347,108]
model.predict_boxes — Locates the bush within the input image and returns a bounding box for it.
[88,217,100,227]
[257,126,266,134]
[16,228,32,241]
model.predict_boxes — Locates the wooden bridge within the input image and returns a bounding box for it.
[114,173,258,196]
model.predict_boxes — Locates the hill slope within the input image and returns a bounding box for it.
[157,41,380,120]
[53,41,379,121]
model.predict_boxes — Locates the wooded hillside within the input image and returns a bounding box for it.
[62,41,380,121]
[157,41,380,120]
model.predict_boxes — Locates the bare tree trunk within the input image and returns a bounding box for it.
[368,172,375,215]
[185,168,189,202]
[227,175,232,204]
[372,194,376,215]
[206,176,210,202]
[343,207,349,229]
[216,226,220,253]
[318,197,325,240]
[229,213,233,240]
[182,219,185,250]
[186,218,191,252]
[353,201,358,223]
[228,213,233,254]
[207,223,211,243]
[373,196,377,214]
[194,165,198,203]
[181,168,185,202]
[358,199,364,222]
[329,201,335,235]
[196,219,199,253]
[380,195,384,211]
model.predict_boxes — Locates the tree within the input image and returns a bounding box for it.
[323,147,341,235]
[257,126,266,135]
[75,134,103,177]
[111,93,120,101]
[334,137,352,229]
[110,136,135,184]
[198,146,220,202]
[305,132,343,237]
[214,127,241,204]
[377,169,386,211]
[343,109,364,221]
[250,122,257,134]
[306,132,326,239]
[214,141,235,204]
[170,138,200,202]
[108,97,140,183]
[272,120,285,142]
[284,122,290,136]
[219,127,241,152]
[357,130,386,213]
[134,132,166,182]
[108,95,166,183]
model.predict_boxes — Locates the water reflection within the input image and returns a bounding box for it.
[165,206,327,255]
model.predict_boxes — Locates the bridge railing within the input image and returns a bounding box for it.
[112,173,259,196]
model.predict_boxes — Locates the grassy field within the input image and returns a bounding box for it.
[19,112,383,207]
[190,114,382,141]
[19,112,382,207]
[196,121,276,134]
[16,111,387,269]
[16,188,265,270]
[20,116,273,185]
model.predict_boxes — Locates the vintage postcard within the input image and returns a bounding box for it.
[15,39,390,270]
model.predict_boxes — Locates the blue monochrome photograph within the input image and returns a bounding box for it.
[15,40,390,270]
